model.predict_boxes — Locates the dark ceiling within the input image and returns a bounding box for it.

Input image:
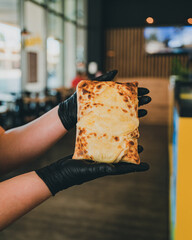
[103,0,192,27]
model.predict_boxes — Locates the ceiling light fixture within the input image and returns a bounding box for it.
[187,18,192,25]
[146,17,154,24]
[21,28,31,36]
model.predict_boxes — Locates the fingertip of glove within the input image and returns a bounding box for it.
[138,145,144,153]
[138,162,150,171]
[138,88,150,96]
[138,109,148,118]
[110,69,118,75]
[108,69,118,79]
[106,161,150,175]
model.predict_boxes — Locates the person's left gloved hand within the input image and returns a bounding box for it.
[36,151,149,196]
[58,70,118,131]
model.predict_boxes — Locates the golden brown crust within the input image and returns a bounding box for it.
[73,80,140,164]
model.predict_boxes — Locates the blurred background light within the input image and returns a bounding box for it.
[146,17,154,24]
[187,18,192,24]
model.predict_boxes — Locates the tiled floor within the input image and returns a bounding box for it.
[0,125,169,240]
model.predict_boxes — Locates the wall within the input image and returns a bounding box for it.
[87,1,191,77]
[105,28,189,78]
[117,77,169,126]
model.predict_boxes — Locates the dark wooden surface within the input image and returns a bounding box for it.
[0,125,169,240]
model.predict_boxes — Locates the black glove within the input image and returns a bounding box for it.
[58,69,151,129]
[58,70,118,130]
[36,153,149,196]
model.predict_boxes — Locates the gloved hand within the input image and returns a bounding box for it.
[58,69,151,130]
[58,70,118,131]
[36,150,149,196]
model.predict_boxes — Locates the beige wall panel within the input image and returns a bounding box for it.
[117,78,169,125]
[105,28,188,78]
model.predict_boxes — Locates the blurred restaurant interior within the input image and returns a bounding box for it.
[1,0,192,239]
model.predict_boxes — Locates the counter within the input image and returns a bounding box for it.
[169,79,192,240]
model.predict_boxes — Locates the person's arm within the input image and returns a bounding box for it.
[0,171,51,231]
[0,70,118,175]
[0,70,151,231]
[0,155,149,231]
[0,106,67,175]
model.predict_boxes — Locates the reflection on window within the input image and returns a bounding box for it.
[47,37,61,88]
[0,22,21,93]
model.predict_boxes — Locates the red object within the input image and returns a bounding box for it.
[71,75,84,88]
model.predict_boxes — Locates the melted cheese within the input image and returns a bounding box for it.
[84,134,123,163]
[77,107,138,137]
[76,86,139,163]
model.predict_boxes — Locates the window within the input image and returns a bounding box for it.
[23,1,46,92]
[0,0,21,93]
[76,0,87,73]
[0,0,88,92]
[47,14,63,88]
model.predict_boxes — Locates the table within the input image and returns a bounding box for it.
[0,93,15,102]
[23,95,56,104]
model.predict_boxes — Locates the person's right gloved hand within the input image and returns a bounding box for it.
[58,70,118,131]
[57,69,151,131]
[36,150,149,196]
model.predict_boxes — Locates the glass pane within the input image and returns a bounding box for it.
[24,1,46,92]
[48,13,62,39]
[64,0,76,22]
[76,0,87,73]
[76,28,87,72]
[47,14,63,88]
[0,0,18,24]
[77,0,87,25]
[63,21,76,87]
[33,0,45,4]
[0,0,21,93]
[48,0,63,14]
